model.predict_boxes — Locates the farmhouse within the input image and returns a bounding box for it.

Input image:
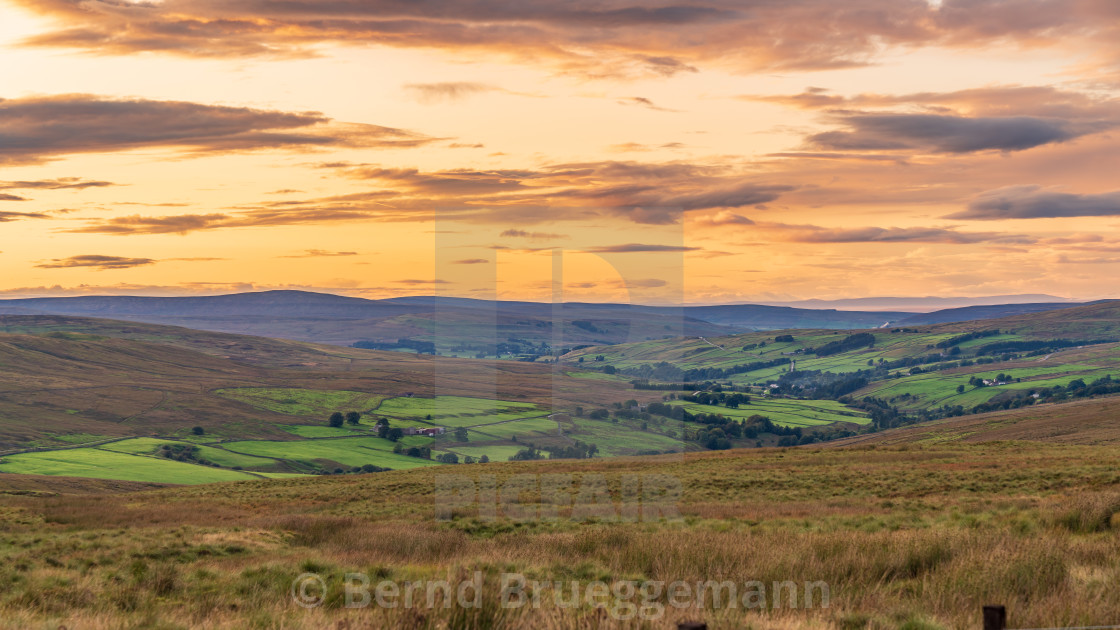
[403,427,446,437]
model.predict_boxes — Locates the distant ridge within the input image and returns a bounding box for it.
[759,294,1075,313]
[899,301,1092,325]
[0,290,1095,347]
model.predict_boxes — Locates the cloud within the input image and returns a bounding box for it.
[0,210,50,222]
[0,177,117,190]
[32,0,1116,77]
[35,255,157,270]
[0,194,28,201]
[657,183,792,211]
[394,279,451,285]
[808,113,1098,154]
[948,186,1120,220]
[584,243,700,253]
[755,85,1120,119]
[618,97,678,112]
[500,229,568,239]
[607,142,686,152]
[68,160,797,234]
[11,0,1120,86]
[280,249,360,258]
[67,213,234,235]
[404,82,498,104]
[692,211,756,226]
[787,225,1033,244]
[0,94,438,165]
[452,258,490,265]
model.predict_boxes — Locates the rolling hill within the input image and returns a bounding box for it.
[561,300,1120,434]
[0,291,1086,356]
[0,314,677,483]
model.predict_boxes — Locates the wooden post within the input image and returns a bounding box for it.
[983,605,1007,630]
[677,623,707,630]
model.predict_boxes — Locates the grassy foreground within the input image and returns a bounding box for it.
[1,442,1119,629]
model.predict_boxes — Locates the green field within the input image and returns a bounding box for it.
[215,388,389,417]
[445,444,526,461]
[221,437,440,470]
[376,395,538,418]
[467,416,560,439]
[567,418,685,455]
[0,448,263,484]
[99,437,281,469]
[279,424,376,438]
[673,398,871,427]
[374,395,546,430]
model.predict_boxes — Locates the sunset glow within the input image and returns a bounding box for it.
[3,0,1120,302]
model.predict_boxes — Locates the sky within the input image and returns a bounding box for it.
[2,0,1120,304]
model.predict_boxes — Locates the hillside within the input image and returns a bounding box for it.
[898,301,1087,325]
[1,441,1118,629]
[0,315,679,483]
[560,301,1120,438]
[830,394,1120,447]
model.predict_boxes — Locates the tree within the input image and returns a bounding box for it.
[479,455,490,463]
[454,427,469,442]
[393,442,403,454]
[345,411,361,425]
[956,384,965,394]
[328,412,344,428]
[437,452,459,464]
[386,428,403,442]
[191,426,205,436]
[602,365,617,375]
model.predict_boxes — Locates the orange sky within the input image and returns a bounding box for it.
[2,0,1120,304]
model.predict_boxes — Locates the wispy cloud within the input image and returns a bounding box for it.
[0,210,50,222]
[35,255,157,270]
[584,243,700,253]
[948,186,1120,220]
[500,229,568,240]
[0,94,440,165]
[618,96,679,112]
[67,160,797,234]
[281,249,360,258]
[0,177,117,191]
[404,82,500,104]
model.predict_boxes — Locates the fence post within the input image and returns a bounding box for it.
[677,623,707,630]
[983,605,1007,630]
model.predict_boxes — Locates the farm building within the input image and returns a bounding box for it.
[403,427,446,437]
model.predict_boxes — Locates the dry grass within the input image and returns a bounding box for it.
[833,395,1120,446]
[0,443,1117,628]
